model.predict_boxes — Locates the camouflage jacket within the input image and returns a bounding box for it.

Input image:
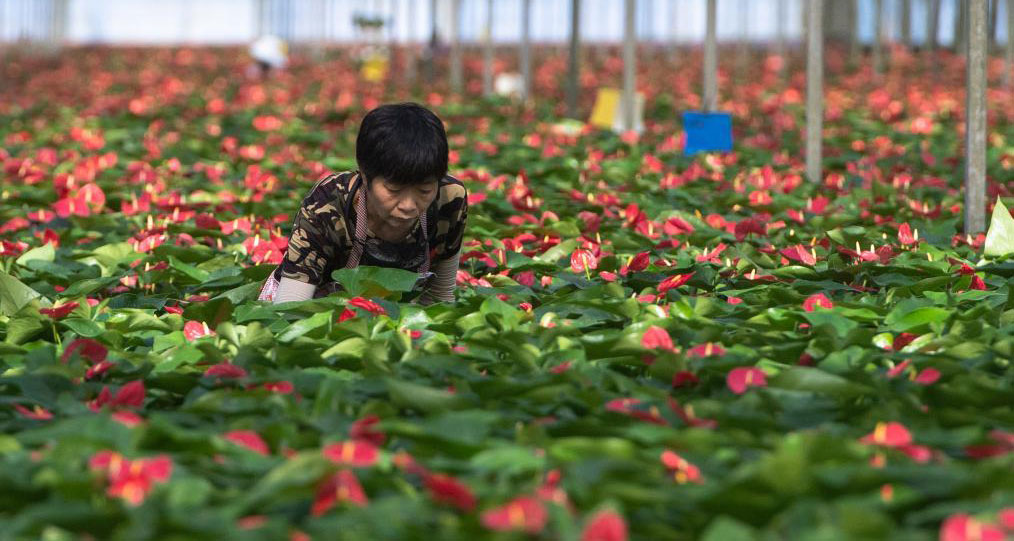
[275,171,468,289]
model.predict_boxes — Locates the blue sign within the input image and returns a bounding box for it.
[682,111,733,156]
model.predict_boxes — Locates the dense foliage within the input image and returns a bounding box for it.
[0,46,1012,540]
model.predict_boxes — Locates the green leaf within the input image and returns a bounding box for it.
[168,255,210,282]
[277,311,331,342]
[769,367,871,398]
[884,305,950,332]
[385,377,474,413]
[984,197,1014,257]
[15,243,55,267]
[61,317,104,338]
[331,265,420,298]
[0,271,42,317]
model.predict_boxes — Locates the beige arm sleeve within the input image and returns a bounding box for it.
[274,277,317,303]
[417,252,460,305]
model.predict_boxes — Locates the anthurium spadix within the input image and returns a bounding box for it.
[983,197,1014,257]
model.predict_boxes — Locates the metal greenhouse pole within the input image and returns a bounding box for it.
[874,0,885,76]
[622,0,636,131]
[483,0,494,97]
[703,0,717,111]
[927,0,940,55]
[806,0,824,183]
[1007,0,1013,88]
[520,0,532,102]
[901,0,912,48]
[450,0,462,94]
[965,0,987,233]
[566,0,581,118]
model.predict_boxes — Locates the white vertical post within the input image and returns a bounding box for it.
[520,0,531,101]
[901,0,912,47]
[965,0,987,233]
[874,0,885,76]
[927,0,940,54]
[806,0,824,184]
[566,0,581,117]
[483,0,494,96]
[622,0,636,131]
[703,0,717,111]
[450,0,462,94]
[1006,0,1013,88]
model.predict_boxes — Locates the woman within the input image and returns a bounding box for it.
[258,103,467,304]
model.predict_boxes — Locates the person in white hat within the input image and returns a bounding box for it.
[248,35,288,79]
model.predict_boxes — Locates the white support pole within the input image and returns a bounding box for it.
[483,0,494,97]
[874,0,885,76]
[622,0,636,131]
[520,0,531,102]
[965,0,987,233]
[450,0,462,94]
[566,0,581,117]
[901,0,912,48]
[703,0,717,111]
[927,0,940,54]
[806,0,824,184]
[776,0,788,72]
[1006,0,1013,88]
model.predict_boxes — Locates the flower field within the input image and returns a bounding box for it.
[1,46,1013,539]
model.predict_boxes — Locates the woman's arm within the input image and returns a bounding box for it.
[274,277,317,303]
[418,252,460,305]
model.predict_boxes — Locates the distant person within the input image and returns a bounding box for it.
[247,35,288,79]
[258,103,468,305]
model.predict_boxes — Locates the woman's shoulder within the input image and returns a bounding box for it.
[437,174,467,209]
[300,171,356,211]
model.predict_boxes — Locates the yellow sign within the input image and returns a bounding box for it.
[361,55,389,83]
[589,88,620,130]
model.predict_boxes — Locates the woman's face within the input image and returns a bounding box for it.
[365,176,439,232]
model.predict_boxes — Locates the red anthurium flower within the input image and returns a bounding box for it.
[570,249,598,274]
[734,218,766,241]
[263,381,294,394]
[968,275,987,290]
[312,470,368,515]
[481,496,548,534]
[914,368,941,385]
[860,422,912,447]
[897,223,917,245]
[224,430,270,455]
[53,196,91,218]
[61,338,108,364]
[625,251,651,274]
[581,510,628,541]
[424,473,477,512]
[661,450,703,484]
[183,320,214,341]
[672,371,699,387]
[89,451,172,506]
[85,360,116,380]
[940,514,1005,541]
[726,367,767,395]
[780,244,817,266]
[663,216,694,236]
[322,440,379,467]
[349,415,385,447]
[39,302,80,319]
[887,359,912,378]
[605,398,667,425]
[696,243,727,264]
[802,293,833,312]
[204,363,248,379]
[657,272,694,295]
[687,342,725,358]
[90,381,146,412]
[111,410,145,427]
[641,326,675,351]
[347,297,386,316]
[14,404,53,420]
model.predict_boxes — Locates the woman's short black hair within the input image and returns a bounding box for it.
[356,102,448,187]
